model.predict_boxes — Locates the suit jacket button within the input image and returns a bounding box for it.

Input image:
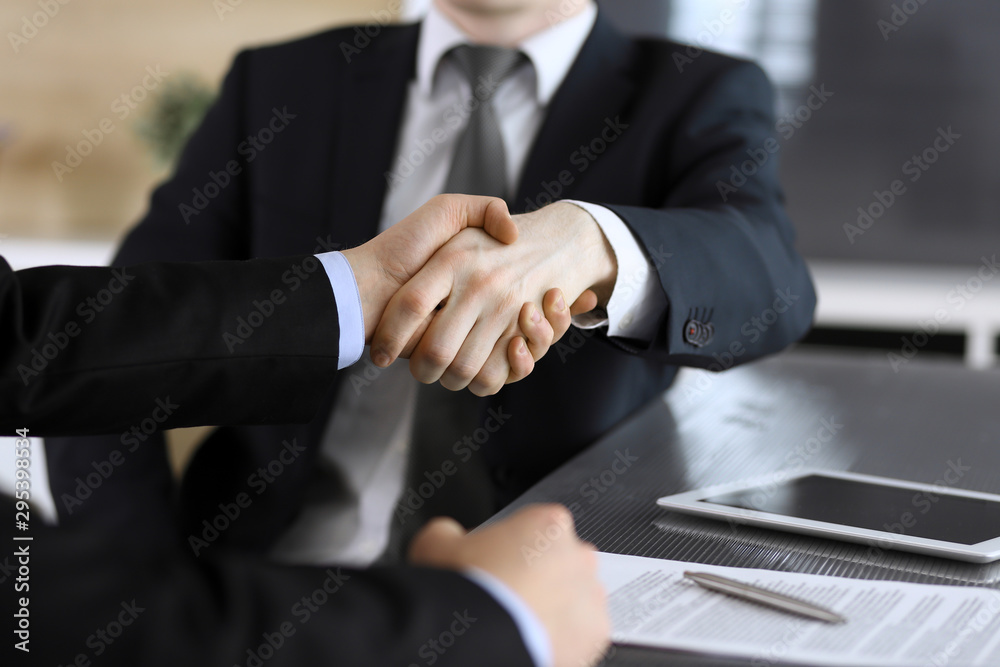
[683,319,714,347]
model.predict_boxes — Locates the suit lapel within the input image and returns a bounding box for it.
[327,25,420,249]
[514,14,635,213]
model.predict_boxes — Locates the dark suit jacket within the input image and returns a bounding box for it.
[0,255,340,435]
[0,255,533,667]
[47,14,816,549]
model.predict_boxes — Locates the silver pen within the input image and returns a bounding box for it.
[683,571,847,624]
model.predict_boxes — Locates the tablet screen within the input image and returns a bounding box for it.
[702,475,1000,545]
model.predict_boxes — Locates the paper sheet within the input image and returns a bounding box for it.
[599,552,1000,666]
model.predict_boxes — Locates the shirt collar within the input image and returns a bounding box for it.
[415,3,598,105]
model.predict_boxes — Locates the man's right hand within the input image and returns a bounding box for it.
[341,195,518,347]
[409,505,611,667]
[341,194,589,388]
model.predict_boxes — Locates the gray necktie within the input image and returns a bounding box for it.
[379,48,529,561]
[443,44,527,199]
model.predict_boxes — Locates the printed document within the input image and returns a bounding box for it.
[600,552,1000,666]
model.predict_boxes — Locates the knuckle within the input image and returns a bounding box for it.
[397,288,437,319]
[438,374,466,392]
[418,341,456,369]
[470,372,504,396]
[509,358,533,383]
[535,503,570,528]
[446,358,481,384]
[498,291,521,316]
[475,361,507,394]
[470,378,502,397]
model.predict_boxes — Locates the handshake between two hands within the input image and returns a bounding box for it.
[341,194,616,395]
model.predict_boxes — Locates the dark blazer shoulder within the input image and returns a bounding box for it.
[626,31,772,96]
[238,21,421,73]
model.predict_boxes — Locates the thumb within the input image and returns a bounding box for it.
[481,198,518,245]
[408,516,467,565]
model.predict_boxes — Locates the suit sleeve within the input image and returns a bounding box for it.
[604,62,817,368]
[0,255,340,436]
[1,497,534,667]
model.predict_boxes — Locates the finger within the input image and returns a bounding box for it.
[503,336,535,386]
[408,516,467,564]
[541,289,572,345]
[480,197,518,245]
[524,504,577,546]
[570,289,599,316]
[414,195,517,248]
[398,311,435,360]
[519,301,555,362]
[469,337,517,396]
[372,262,455,367]
[409,286,496,383]
[439,315,513,391]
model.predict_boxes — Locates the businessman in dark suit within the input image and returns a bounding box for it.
[1,195,608,667]
[47,0,816,564]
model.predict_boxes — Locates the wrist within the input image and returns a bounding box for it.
[341,245,395,343]
[550,202,617,307]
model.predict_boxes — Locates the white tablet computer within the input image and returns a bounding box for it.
[656,469,1000,563]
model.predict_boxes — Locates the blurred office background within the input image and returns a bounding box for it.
[8,0,998,266]
[3,1,1000,502]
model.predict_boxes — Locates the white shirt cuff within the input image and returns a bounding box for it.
[563,200,666,341]
[316,251,364,369]
[463,567,552,667]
